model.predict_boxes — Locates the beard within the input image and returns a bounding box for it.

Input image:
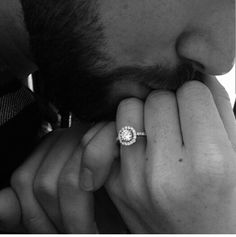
[51,61,205,123]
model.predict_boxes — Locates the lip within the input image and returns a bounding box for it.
[146,71,206,92]
[111,70,207,106]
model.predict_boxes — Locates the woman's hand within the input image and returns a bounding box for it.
[104,77,236,233]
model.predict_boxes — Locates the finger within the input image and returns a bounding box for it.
[116,98,146,197]
[204,76,236,150]
[81,122,107,147]
[177,80,232,151]
[0,188,23,232]
[145,90,183,153]
[59,146,97,233]
[80,122,119,191]
[11,131,62,233]
[104,159,147,234]
[33,126,84,231]
[144,91,183,181]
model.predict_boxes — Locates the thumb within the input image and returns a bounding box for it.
[80,122,119,191]
[0,188,23,232]
[204,76,236,149]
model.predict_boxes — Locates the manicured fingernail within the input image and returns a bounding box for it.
[80,168,94,191]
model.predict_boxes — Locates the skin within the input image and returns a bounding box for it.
[0,0,235,233]
[106,78,236,233]
[97,0,235,101]
[1,77,236,233]
[100,0,235,73]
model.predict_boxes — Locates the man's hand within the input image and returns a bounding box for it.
[103,77,236,233]
[0,122,118,233]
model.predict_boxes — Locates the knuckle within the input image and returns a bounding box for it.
[83,142,101,165]
[81,134,91,148]
[146,168,190,203]
[34,175,56,199]
[81,130,94,148]
[11,168,32,190]
[59,171,78,190]
[145,165,182,200]
[194,164,233,189]
[191,153,236,192]
[193,151,224,176]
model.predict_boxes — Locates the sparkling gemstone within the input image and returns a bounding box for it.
[121,130,133,141]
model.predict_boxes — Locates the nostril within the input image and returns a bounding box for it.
[176,32,206,73]
[180,58,205,76]
[189,60,205,73]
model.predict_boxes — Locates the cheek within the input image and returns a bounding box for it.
[99,0,188,67]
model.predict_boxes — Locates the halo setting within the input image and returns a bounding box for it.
[118,126,137,146]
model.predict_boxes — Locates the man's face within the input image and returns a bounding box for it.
[99,0,235,82]
[66,0,235,121]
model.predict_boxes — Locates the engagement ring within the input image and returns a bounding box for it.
[117,126,146,146]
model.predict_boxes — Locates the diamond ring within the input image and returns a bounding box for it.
[117,126,146,146]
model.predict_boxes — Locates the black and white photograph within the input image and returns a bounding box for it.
[0,0,235,234]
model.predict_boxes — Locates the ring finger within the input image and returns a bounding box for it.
[116,98,146,197]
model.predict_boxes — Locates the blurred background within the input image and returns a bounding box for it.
[217,64,235,107]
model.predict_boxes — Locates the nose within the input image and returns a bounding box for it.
[176,1,235,76]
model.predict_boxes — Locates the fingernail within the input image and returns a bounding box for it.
[80,168,94,191]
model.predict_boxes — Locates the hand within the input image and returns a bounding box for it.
[0,122,118,233]
[104,77,236,233]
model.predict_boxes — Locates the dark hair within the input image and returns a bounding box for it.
[20,0,108,116]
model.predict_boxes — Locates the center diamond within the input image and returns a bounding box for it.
[121,130,133,141]
[118,126,137,146]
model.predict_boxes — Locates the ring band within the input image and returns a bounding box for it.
[117,126,146,146]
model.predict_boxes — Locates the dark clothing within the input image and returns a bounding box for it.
[0,79,42,188]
